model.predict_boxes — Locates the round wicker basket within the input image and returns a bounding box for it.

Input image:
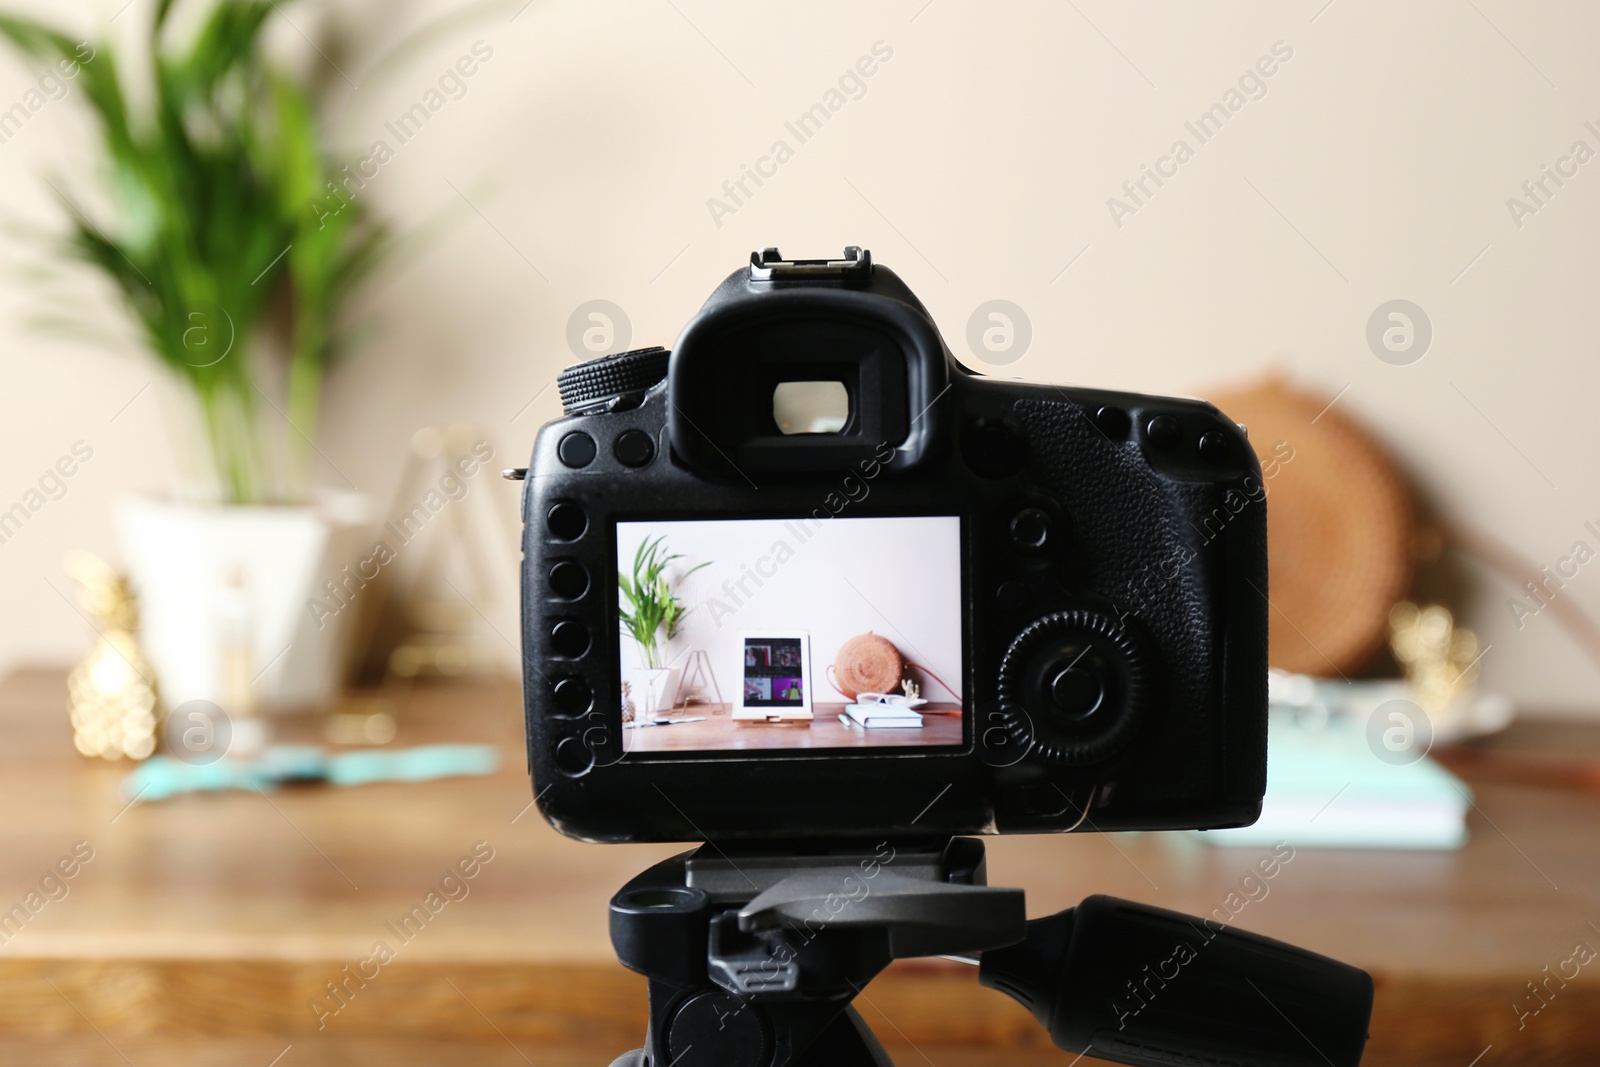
[1209,376,1414,677]
[831,633,904,699]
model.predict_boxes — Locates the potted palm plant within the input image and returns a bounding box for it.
[0,2,386,711]
[618,537,707,717]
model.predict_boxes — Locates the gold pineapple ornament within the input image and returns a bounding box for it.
[65,551,159,760]
[620,678,637,724]
[1388,601,1480,721]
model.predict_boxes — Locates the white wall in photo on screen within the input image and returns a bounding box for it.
[614,515,962,704]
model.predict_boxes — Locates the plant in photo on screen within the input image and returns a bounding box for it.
[619,536,709,670]
[619,537,709,718]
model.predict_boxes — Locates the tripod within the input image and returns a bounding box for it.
[606,838,1374,1067]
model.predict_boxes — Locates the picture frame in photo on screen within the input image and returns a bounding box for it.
[733,633,812,721]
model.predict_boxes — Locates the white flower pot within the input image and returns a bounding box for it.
[624,666,682,718]
[114,491,371,712]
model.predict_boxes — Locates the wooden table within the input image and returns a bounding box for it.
[623,701,963,752]
[2,667,1598,1066]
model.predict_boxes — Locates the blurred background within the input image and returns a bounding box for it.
[0,2,1597,1065]
[3,0,1599,710]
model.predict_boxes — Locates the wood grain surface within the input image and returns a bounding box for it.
[623,701,963,751]
[1,668,1598,1066]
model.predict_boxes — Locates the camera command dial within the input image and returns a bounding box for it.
[997,610,1154,765]
[556,346,670,415]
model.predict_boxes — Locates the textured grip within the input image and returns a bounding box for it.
[557,347,670,414]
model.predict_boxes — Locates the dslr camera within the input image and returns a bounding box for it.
[517,247,1268,844]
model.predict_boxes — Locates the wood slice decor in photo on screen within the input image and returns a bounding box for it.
[830,633,904,699]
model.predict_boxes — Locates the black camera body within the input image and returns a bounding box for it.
[518,248,1267,844]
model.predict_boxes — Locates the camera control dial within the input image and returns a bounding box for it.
[557,347,670,415]
[997,610,1153,765]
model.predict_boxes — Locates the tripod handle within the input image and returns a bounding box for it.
[978,895,1374,1067]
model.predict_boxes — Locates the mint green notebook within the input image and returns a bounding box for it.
[1202,714,1471,851]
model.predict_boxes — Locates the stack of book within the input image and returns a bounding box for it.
[1203,710,1472,851]
[841,703,924,729]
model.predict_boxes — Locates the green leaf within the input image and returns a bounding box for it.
[0,1,399,505]
[618,538,710,666]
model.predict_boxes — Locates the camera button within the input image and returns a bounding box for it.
[1005,783,1084,817]
[1049,663,1105,719]
[997,580,1031,613]
[551,676,593,716]
[549,561,590,600]
[558,431,598,468]
[546,502,588,540]
[553,735,595,775]
[613,428,655,468]
[1094,405,1131,440]
[962,420,1024,479]
[1144,414,1180,449]
[1008,508,1051,552]
[1197,430,1229,461]
[551,620,591,658]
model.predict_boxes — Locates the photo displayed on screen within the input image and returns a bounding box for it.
[615,515,964,754]
[742,639,804,707]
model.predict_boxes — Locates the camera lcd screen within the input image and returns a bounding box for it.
[614,515,964,754]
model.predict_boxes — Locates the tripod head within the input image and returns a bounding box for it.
[606,838,1373,1067]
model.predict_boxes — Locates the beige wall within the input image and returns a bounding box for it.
[3,0,1598,711]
